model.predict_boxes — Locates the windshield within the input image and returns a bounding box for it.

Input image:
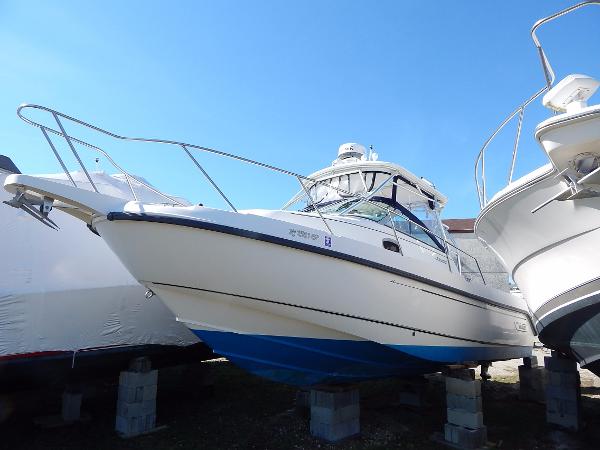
[317,197,445,251]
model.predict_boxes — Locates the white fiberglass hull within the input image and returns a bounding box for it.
[92,206,532,385]
[476,167,600,374]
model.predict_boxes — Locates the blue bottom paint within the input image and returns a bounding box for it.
[193,330,530,386]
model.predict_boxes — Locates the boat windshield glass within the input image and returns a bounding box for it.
[301,170,445,250]
[318,197,445,251]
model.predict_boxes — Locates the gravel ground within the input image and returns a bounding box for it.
[1,352,600,450]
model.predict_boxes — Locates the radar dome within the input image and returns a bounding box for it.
[337,143,366,160]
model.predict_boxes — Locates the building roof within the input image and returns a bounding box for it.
[442,218,475,233]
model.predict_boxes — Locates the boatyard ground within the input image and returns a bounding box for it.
[2,349,600,450]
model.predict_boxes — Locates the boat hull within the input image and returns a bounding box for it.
[94,211,533,386]
[536,278,600,372]
[476,169,600,375]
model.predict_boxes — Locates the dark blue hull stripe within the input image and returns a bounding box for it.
[192,330,531,386]
[106,212,530,318]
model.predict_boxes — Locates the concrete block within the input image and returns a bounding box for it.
[519,365,546,385]
[310,387,359,442]
[129,356,151,372]
[445,377,481,398]
[311,404,359,424]
[444,423,487,449]
[447,368,476,380]
[546,385,580,402]
[144,413,156,430]
[142,384,158,401]
[544,355,577,373]
[447,393,482,413]
[447,409,484,429]
[547,398,579,416]
[310,388,359,409]
[118,385,141,403]
[310,418,359,443]
[116,364,158,437]
[545,375,581,432]
[119,370,158,387]
[117,399,156,417]
[519,365,546,402]
[546,409,580,431]
[547,371,579,388]
[523,356,539,368]
[117,384,157,403]
[61,390,82,423]
[115,412,156,437]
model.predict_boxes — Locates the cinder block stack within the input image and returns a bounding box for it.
[115,357,158,437]
[518,355,546,402]
[544,352,581,431]
[444,369,487,449]
[309,387,359,443]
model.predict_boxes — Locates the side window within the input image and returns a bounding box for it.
[391,215,411,235]
[391,208,441,249]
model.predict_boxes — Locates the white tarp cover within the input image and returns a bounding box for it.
[0,170,198,358]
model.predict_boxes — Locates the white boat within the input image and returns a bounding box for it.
[4,107,534,386]
[474,2,600,375]
[0,156,209,391]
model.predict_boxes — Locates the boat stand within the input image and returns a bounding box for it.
[518,355,546,403]
[544,352,581,431]
[309,385,360,443]
[33,383,90,428]
[115,357,162,437]
[441,368,488,449]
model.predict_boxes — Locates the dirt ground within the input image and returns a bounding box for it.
[1,350,600,450]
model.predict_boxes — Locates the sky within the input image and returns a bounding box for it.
[0,0,599,218]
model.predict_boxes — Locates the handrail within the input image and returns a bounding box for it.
[474,1,600,209]
[17,103,485,283]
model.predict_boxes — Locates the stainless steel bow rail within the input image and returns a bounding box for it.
[474,1,600,209]
[15,103,485,283]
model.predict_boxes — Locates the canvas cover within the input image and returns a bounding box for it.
[0,169,198,359]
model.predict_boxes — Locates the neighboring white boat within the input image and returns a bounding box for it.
[3,107,534,387]
[0,156,209,391]
[474,2,600,375]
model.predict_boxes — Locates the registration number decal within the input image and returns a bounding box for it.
[289,228,319,241]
